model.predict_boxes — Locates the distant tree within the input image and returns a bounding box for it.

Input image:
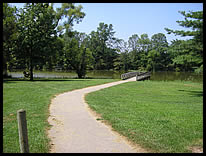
[128,34,140,51]
[128,33,151,70]
[151,33,169,70]
[147,49,160,72]
[42,36,65,71]
[138,34,151,69]
[88,22,117,70]
[114,40,130,71]
[63,31,93,78]
[128,34,140,69]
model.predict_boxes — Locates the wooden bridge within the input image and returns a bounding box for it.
[136,72,151,81]
[121,71,151,81]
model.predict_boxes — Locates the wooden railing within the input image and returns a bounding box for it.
[121,72,140,80]
[121,71,151,81]
[136,72,151,81]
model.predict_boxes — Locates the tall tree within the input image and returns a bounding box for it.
[16,3,57,80]
[55,3,85,33]
[16,3,85,80]
[3,3,17,77]
[165,10,203,72]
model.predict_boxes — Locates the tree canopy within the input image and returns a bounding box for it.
[165,10,203,73]
[3,4,203,80]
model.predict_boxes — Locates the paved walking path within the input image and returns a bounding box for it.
[48,77,147,153]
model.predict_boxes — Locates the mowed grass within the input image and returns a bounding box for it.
[3,78,118,153]
[85,80,203,153]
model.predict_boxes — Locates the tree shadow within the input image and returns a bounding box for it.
[178,89,203,97]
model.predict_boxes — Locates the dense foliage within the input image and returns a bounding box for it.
[165,11,203,73]
[3,3,203,79]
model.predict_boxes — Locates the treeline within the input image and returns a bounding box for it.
[3,3,203,80]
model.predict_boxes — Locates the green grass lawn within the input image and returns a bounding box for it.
[85,80,203,153]
[3,78,118,153]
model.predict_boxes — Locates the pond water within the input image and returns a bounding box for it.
[7,70,203,83]
[7,70,124,79]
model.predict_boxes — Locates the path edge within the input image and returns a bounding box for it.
[83,90,151,153]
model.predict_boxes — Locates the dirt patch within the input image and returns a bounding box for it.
[188,139,203,153]
[189,146,203,153]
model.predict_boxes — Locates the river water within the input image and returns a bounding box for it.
[7,70,203,83]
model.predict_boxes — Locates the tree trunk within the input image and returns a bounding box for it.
[29,47,33,81]
[30,63,33,81]
[29,9,34,81]
[77,48,87,79]
[77,72,83,79]
[153,62,156,73]
[3,45,9,77]
[3,57,8,77]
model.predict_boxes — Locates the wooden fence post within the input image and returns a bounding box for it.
[17,109,29,153]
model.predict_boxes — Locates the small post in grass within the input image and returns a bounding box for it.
[17,109,29,153]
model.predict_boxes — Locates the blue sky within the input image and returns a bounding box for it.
[9,3,203,44]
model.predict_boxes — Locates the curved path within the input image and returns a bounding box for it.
[48,77,147,153]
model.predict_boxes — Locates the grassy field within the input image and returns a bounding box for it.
[85,80,203,153]
[3,78,118,153]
